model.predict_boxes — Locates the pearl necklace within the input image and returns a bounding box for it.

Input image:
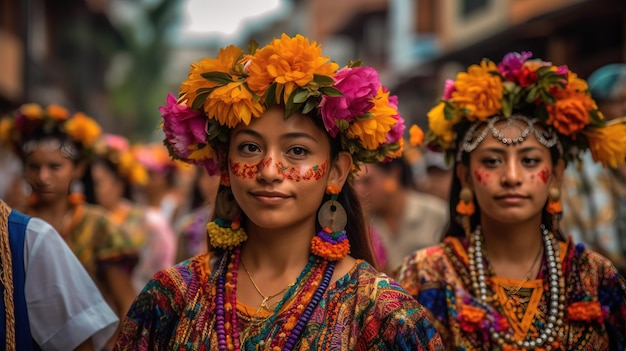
[468,225,565,349]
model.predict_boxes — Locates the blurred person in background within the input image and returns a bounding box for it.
[417,149,453,202]
[175,165,220,262]
[0,199,118,351]
[0,147,29,213]
[353,155,448,274]
[133,143,188,226]
[91,134,176,293]
[1,103,138,350]
[560,63,626,274]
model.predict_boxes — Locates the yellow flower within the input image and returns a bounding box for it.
[46,104,70,120]
[427,102,456,148]
[409,124,424,146]
[584,123,626,168]
[65,112,102,147]
[180,45,244,107]
[19,103,43,119]
[204,81,264,127]
[187,143,215,162]
[347,87,397,150]
[451,60,503,121]
[246,33,338,103]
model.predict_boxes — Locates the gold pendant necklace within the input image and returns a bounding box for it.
[240,259,294,312]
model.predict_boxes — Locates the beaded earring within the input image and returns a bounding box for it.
[457,187,475,237]
[207,184,247,250]
[311,185,350,261]
[546,187,562,234]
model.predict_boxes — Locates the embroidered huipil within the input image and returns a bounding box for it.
[115,253,444,351]
[397,237,626,350]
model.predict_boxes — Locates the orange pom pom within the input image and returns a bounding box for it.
[456,200,475,216]
[68,192,85,206]
[546,199,562,215]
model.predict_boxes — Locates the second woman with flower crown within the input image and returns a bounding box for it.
[114,34,443,350]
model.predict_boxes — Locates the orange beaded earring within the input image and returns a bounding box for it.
[457,187,475,237]
[311,185,350,261]
[546,187,562,233]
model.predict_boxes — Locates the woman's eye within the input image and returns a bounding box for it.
[288,147,308,157]
[240,143,260,153]
[522,157,540,166]
[481,158,500,167]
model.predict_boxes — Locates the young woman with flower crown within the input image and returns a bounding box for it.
[114,34,443,351]
[91,134,177,294]
[1,104,139,350]
[396,52,626,350]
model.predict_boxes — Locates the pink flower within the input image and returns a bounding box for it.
[104,133,129,152]
[159,92,207,160]
[442,79,456,100]
[498,51,533,81]
[320,66,380,136]
[387,93,405,143]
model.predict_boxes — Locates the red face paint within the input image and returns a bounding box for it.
[229,158,328,182]
[474,168,490,186]
[229,157,273,179]
[538,167,551,184]
[276,160,329,182]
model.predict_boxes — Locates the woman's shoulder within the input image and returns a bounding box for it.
[565,240,624,282]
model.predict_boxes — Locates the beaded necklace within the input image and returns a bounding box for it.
[215,248,335,351]
[468,225,565,349]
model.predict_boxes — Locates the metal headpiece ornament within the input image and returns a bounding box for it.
[425,51,626,168]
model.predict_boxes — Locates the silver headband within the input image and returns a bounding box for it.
[456,114,562,162]
[22,138,80,160]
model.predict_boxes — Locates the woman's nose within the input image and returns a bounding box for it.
[256,156,283,183]
[501,161,522,187]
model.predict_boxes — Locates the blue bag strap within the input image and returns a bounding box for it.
[6,209,38,350]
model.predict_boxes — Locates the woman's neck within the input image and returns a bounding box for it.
[241,219,315,274]
[30,199,72,233]
[479,215,544,267]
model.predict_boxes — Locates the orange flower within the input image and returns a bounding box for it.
[459,304,486,323]
[409,124,424,147]
[567,301,603,322]
[347,87,398,150]
[545,98,590,136]
[65,112,102,147]
[246,33,338,103]
[451,60,503,121]
[325,185,341,195]
[180,45,244,107]
[585,123,626,168]
[19,103,43,119]
[46,104,69,120]
[203,81,263,127]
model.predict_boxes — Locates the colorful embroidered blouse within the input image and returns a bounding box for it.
[114,253,444,350]
[61,204,138,298]
[397,237,626,350]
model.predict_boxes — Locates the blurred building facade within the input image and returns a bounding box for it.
[303,0,626,128]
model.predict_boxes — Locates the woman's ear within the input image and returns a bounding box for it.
[328,152,353,189]
[455,162,472,190]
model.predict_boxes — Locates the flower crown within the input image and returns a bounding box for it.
[160,33,407,175]
[95,134,148,185]
[0,103,102,160]
[425,52,626,168]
